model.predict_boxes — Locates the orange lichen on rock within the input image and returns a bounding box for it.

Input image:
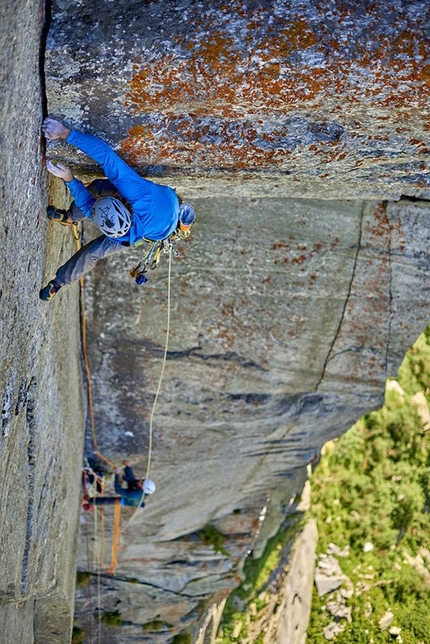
[125,9,429,117]
[120,119,295,169]
[275,20,318,57]
[118,2,430,176]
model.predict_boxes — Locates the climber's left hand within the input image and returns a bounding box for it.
[46,160,74,182]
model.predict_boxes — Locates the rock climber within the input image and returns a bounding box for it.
[40,117,195,301]
[83,461,156,509]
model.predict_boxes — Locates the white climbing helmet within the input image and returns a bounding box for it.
[92,197,132,239]
[143,479,156,495]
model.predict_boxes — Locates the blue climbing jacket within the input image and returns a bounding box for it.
[65,130,180,244]
[114,474,145,508]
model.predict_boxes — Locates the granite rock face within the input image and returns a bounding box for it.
[46,0,430,200]
[265,518,318,644]
[44,1,430,642]
[2,1,430,643]
[0,0,85,642]
[73,195,430,642]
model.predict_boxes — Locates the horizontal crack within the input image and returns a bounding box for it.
[92,572,199,599]
[399,195,430,204]
[162,346,268,372]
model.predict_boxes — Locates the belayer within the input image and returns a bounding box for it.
[40,117,195,301]
[83,462,156,509]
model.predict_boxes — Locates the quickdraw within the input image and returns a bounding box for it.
[129,222,192,285]
[129,238,174,284]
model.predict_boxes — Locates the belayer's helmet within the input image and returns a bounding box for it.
[143,479,156,495]
[92,197,132,239]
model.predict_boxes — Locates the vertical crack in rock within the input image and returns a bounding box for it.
[2,379,14,438]
[21,378,37,594]
[316,204,365,390]
[39,0,52,118]
[15,379,28,416]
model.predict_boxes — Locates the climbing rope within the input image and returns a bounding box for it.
[74,224,174,564]
[79,277,97,448]
[84,512,94,644]
[92,502,102,644]
[100,504,106,571]
[123,248,172,532]
[74,226,117,470]
[109,497,122,575]
[73,223,118,595]
[145,247,172,481]
[80,282,116,469]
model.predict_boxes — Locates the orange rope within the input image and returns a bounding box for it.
[73,224,121,578]
[74,226,117,469]
[93,504,102,644]
[94,449,117,471]
[74,225,97,449]
[74,225,172,573]
[79,276,98,451]
[84,515,93,644]
[109,498,122,575]
[80,300,117,461]
[99,481,106,570]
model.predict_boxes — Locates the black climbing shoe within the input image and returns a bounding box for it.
[40,279,62,301]
[47,205,77,227]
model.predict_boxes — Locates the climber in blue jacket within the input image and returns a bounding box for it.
[40,117,195,301]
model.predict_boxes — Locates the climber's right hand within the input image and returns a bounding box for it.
[42,117,71,140]
[46,160,74,183]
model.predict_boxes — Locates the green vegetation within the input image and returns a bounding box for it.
[199,525,230,556]
[75,571,91,587]
[171,632,192,644]
[100,610,123,627]
[71,627,85,644]
[216,513,303,643]
[142,619,171,632]
[216,330,430,644]
[232,516,301,603]
[308,329,430,643]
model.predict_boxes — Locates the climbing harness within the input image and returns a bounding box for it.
[129,198,194,285]
[129,224,190,285]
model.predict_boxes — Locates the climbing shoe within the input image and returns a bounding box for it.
[47,205,77,227]
[39,279,62,301]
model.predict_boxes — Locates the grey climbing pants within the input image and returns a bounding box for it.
[55,180,126,286]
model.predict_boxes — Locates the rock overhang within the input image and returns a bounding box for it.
[46,0,430,200]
